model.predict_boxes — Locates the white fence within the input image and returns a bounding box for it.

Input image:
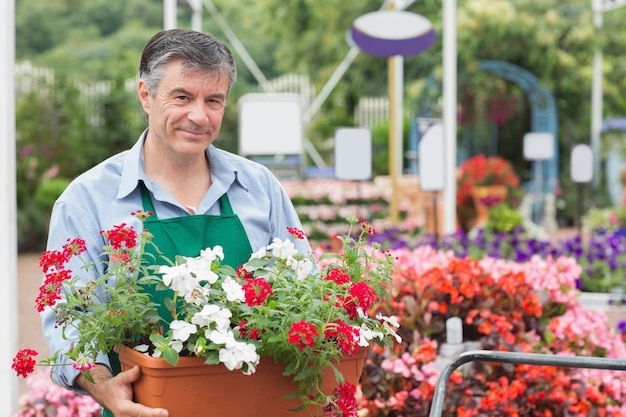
[16,62,388,132]
[355,96,389,130]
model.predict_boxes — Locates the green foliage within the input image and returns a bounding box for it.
[486,203,524,233]
[14,0,626,247]
[370,119,411,177]
[34,178,71,211]
[582,206,626,233]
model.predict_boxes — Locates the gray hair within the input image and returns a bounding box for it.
[139,29,237,96]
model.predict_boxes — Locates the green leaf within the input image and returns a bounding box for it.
[163,348,179,366]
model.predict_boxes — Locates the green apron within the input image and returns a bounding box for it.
[103,184,253,417]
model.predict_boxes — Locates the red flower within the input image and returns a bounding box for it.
[323,320,360,355]
[131,210,153,221]
[287,320,319,351]
[62,237,87,258]
[349,281,376,311]
[71,360,96,372]
[39,249,70,274]
[325,382,358,417]
[359,218,376,235]
[324,268,352,285]
[286,226,307,240]
[237,320,261,340]
[242,277,273,306]
[101,223,138,250]
[12,348,38,377]
[236,265,254,280]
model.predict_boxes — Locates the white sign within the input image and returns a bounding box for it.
[238,93,303,155]
[334,128,372,180]
[571,144,594,183]
[418,123,445,191]
[523,132,554,160]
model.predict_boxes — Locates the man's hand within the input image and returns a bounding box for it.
[77,364,169,417]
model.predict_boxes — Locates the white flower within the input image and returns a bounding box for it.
[185,256,219,285]
[267,237,298,260]
[376,313,402,343]
[170,320,197,342]
[170,340,183,353]
[133,344,150,354]
[160,264,198,297]
[286,257,314,280]
[222,276,245,302]
[358,324,383,346]
[207,327,229,345]
[218,331,260,374]
[184,285,210,306]
[191,304,232,332]
[200,245,224,262]
[249,247,267,260]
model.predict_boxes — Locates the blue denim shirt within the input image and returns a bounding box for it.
[41,130,310,391]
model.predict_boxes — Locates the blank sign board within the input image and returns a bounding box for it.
[334,128,372,180]
[523,132,554,160]
[418,123,445,191]
[571,144,593,183]
[238,93,303,155]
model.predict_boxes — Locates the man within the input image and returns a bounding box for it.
[41,29,310,417]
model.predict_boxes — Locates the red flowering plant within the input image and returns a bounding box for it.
[359,246,626,416]
[13,214,399,417]
[456,154,523,225]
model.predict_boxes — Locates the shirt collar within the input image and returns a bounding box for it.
[207,145,248,192]
[116,130,248,199]
[117,130,147,199]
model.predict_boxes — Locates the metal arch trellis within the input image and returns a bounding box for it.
[412,60,558,194]
[479,60,559,194]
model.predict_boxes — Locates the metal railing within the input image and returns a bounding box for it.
[429,350,626,417]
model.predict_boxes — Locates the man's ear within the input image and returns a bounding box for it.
[137,80,151,115]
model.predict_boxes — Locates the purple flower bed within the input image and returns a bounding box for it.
[369,226,626,294]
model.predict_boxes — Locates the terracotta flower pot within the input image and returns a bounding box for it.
[118,345,367,417]
[471,185,508,227]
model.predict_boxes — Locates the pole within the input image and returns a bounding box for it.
[388,56,400,226]
[164,0,177,29]
[577,182,584,235]
[1,0,18,413]
[432,192,440,247]
[442,0,458,234]
[591,0,603,188]
[189,0,202,32]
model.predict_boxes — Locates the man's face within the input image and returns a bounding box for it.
[138,59,230,157]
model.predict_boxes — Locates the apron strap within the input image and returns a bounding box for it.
[140,182,158,218]
[139,181,234,218]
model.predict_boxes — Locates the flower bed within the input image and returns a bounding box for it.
[359,246,626,416]
[282,178,424,243]
[13,369,102,417]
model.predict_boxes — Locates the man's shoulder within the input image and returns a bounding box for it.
[211,147,273,174]
[61,151,128,200]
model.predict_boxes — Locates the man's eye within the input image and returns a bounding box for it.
[208,99,225,109]
[175,96,189,102]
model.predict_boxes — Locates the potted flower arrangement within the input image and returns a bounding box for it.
[12,213,400,417]
[456,154,522,230]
